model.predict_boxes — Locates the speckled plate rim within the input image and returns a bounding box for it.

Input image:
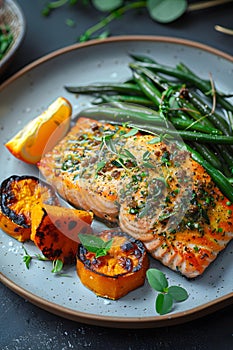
[0,35,233,328]
[1,273,233,329]
[1,35,233,89]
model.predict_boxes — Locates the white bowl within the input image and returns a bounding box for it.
[0,0,26,75]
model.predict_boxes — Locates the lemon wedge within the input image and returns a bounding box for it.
[5,97,72,164]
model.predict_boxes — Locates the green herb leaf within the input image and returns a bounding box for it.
[102,134,117,154]
[120,148,136,160]
[95,248,108,258]
[78,233,113,258]
[34,254,49,261]
[146,268,168,292]
[143,150,151,161]
[147,268,189,315]
[147,0,187,23]
[23,255,32,269]
[142,161,155,169]
[79,234,103,251]
[148,137,161,144]
[123,128,139,138]
[51,259,64,274]
[66,18,76,27]
[92,0,123,12]
[22,246,32,269]
[167,285,189,302]
[95,160,106,175]
[156,292,173,315]
[97,30,110,39]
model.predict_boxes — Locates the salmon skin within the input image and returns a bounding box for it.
[38,117,233,278]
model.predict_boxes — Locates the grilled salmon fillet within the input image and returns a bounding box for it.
[38,117,233,278]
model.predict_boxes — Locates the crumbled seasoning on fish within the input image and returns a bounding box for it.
[38,117,233,278]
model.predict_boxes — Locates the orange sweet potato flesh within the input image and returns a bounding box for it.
[0,175,59,242]
[76,230,149,300]
[31,204,93,264]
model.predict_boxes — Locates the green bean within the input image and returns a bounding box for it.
[191,142,222,170]
[129,53,156,63]
[78,104,233,144]
[186,145,233,202]
[225,110,233,132]
[129,63,169,91]
[216,145,233,175]
[176,98,216,128]
[0,25,13,60]
[134,62,233,112]
[128,122,233,144]
[188,91,231,135]
[78,106,165,125]
[176,62,209,85]
[92,94,154,106]
[104,101,159,116]
[130,64,228,131]
[132,70,161,107]
[64,82,143,95]
[171,118,222,134]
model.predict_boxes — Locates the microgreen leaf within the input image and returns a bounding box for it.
[78,233,113,258]
[22,246,69,276]
[147,0,187,23]
[102,134,117,154]
[34,254,49,261]
[142,161,155,169]
[147,268,188,315]
[66,18,76,27]
[97,30,110,39]
[146,268,168,292]
[23,254,32,269]
[51,259,64,274]
[92,0,123,12]
[120,148,136,160]
[167,285,189,302]
[22,246,32,269]
[95,160,106,176]
[148,137,161,144]
[123,128,139,138]
[143,150,151,161]
[156,292,173,315]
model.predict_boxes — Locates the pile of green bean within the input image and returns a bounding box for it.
[0,25,13,60]
[64,54,233,202]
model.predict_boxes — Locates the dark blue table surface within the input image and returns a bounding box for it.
[1,1,233,349]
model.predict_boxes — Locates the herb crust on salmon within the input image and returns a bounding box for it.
[38,117,233,278]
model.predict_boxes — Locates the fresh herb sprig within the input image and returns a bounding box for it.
[22,246,48,269]
[42,0,233,41]
[146,268,188,315]
[22,246,69,276]
[79,233,113,258]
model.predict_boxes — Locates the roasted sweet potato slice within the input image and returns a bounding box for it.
[76,229,149,300]
[31,204,93,264]
[0,175,59,242]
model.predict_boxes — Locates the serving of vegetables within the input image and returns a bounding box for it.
[65,53,233,203]
[0,24,13,60]
[2,52,233,316]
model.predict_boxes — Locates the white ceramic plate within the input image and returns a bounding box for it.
[0,36,233,328]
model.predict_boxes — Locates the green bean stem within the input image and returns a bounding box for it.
[135,62,233,112]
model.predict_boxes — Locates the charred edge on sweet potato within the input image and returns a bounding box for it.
[0,175,58,228]
[76,230,149,299]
